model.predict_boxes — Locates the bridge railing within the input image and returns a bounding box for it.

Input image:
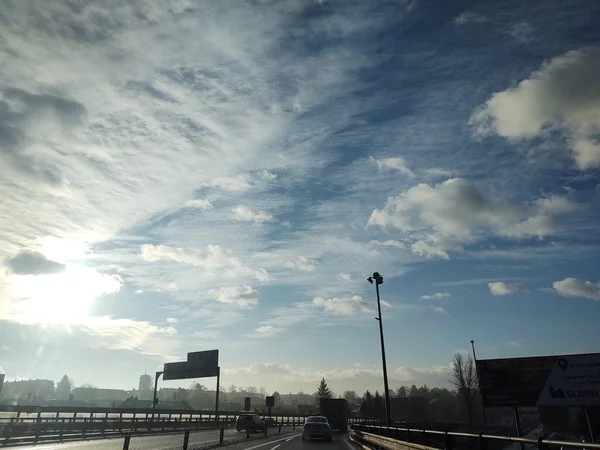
[350,424,600,450]
[0,405,306,445]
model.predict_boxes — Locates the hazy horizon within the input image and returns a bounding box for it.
[1,0,599,397]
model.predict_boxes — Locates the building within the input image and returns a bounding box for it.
[139,373,152,392]
[0,379,54,402]
[70,387,129,406]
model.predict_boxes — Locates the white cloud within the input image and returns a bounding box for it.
[210,286,259,307]
[337,272,352,281]
[433,307,448,315]
[552,278,600,300]
[232,205,275,224]
[368,178,579,258]
[166,317,179,324]
[140,244,269,281]
[260,170,277,181]
[285,256,318,272]
[193,330,221,340]
[374,156,415,178]
[420,292,451,300]
[488,281,526,296]
[509,22,534,43]
[506,340,523,348]
[185,199,213,210]
[454,11,487,25]
[312,295,388,315]
[254,325,284,337]
[470,47,600,169]
[206,175,252,192]
[371,240,406,249]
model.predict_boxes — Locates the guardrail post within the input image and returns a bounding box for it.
[422,429,427,446]
[537,437,548,450]
[293,423,295,431]
[279,424,282,434]
[220,428,225,444]
[246,430,250,439]
[445,432,453,450]
[34,411,41,444]
[479,433,488,450]
[265,426,268,436]
[123,434,131,450]
[183,430,190,450]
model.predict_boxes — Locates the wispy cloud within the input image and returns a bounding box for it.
[209,286,260,307]
[420,292,451,301]
[185,199,213,210]
[140,244,269,281]
[374,156,415,178]
[285,256,318,272]
[232,205,275,224]
[454,11,487,26]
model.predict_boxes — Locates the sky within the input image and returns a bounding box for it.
[0,0,599,396]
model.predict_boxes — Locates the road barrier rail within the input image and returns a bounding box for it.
[349,424,600,450]
[0,405,305,446]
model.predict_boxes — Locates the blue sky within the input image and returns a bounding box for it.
[0,0,599,394]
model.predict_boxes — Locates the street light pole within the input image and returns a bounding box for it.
[369,272,391,427]
[470,341,488,433]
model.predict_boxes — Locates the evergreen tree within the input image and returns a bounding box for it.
[316,378,332,399]
[56,375,73,400]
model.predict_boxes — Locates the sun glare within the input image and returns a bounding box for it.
[10,266,123,325]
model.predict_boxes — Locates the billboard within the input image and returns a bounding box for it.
[163,349,219,381]
[476,352,600,407]
[245,397,251,411]
[266,396,275,407]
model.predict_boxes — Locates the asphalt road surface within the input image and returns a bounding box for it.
[218,431,361,450]
[11,426,299,450]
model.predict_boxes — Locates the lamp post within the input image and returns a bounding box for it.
[368,271,391,427]
[470,341,488,433]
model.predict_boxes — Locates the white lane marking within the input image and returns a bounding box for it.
[285,436,296,442]
[243,434,301,450]
[270,444,281,450]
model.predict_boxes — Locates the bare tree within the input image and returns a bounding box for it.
[450,352,478,428]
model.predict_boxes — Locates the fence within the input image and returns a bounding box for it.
[350,424,600,450]
[0,405,305,446]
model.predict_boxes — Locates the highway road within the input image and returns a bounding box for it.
[213,431,361,450]
[12,426,299,450]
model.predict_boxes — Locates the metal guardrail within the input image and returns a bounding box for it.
[0,405,306,446]
[349,425,600,450]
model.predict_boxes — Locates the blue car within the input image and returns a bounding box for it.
[302,416,332,442]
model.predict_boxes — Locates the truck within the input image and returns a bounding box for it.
[319,398,349,431]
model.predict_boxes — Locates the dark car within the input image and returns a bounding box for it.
[236,413,267,432]
[302,416,332,442]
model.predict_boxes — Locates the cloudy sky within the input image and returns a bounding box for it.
[1,0,599,395]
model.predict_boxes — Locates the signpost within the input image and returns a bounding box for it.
[244,397,251,411]
[0,374,4,398]
[266,395,274,417]
[153,349,221,420]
